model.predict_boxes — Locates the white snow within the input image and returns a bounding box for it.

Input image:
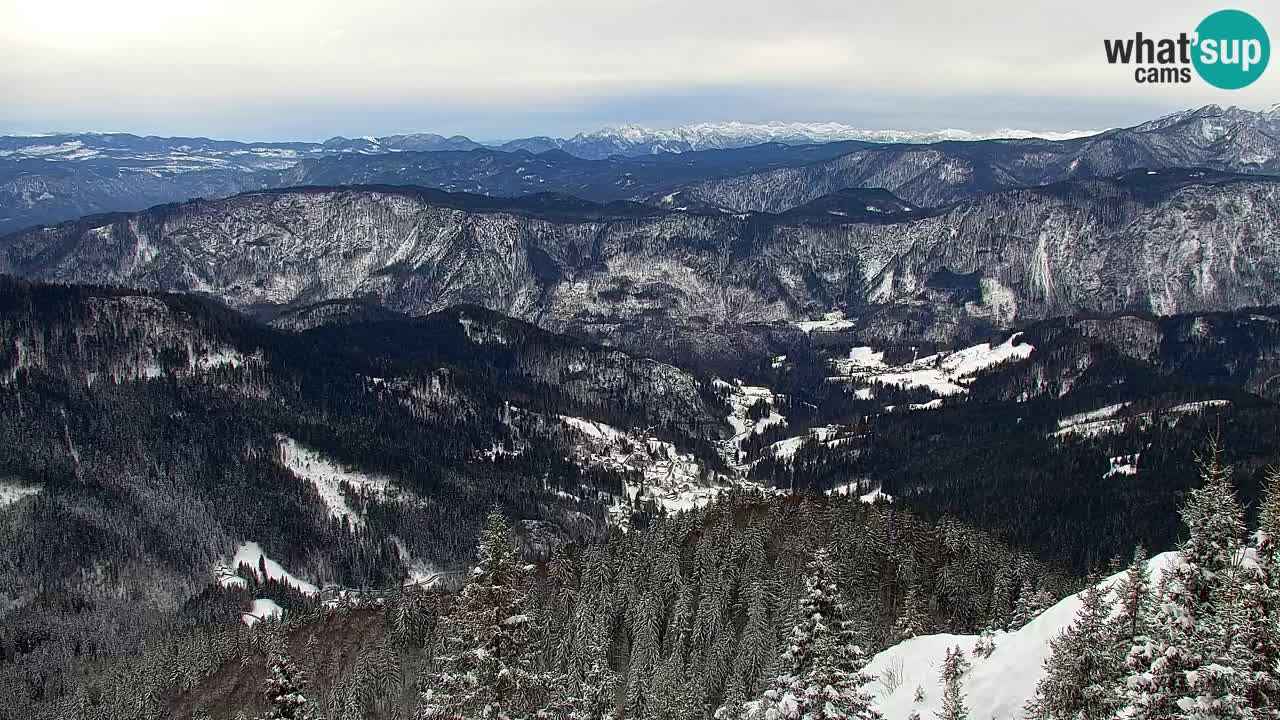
[578,122,1101,151]
[215,541,319,595]
[277,436,396,527]
[0,481,40,508]
[192,348,245,371]
[557,414,735,521]
[1105,453,1141,478]
[1053,400,1231,439]
[796,319,856,334]
[458,314,510,346]
[1057,403,1129,430]
[867,552,1178,720]
[826,480,893,503]
[908,399,944,411]
[795,310,856,334]
[242,598,283,626]
[832,334,1034,397]
[559,416,625,442]
[391,535,447,587]
[722,381,787,448]
[769,425,856,461]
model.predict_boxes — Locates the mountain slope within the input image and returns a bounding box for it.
[4,170,1279,352]
[866,552,1178,720]
[0,277,744,613]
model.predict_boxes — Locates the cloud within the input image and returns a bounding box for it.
[2,0,1278,140]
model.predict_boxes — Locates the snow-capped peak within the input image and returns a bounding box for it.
[574,121,1102,151]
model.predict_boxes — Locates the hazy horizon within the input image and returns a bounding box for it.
[3,0,1278,142]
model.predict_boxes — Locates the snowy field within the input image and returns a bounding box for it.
[277,435,398,527]
[0,480,40,508]
[1052,400,1230,439]
[830,334,1035,397]
[866,553,1177,720]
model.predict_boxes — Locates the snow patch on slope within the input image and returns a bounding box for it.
[1052,400,1231,439]
[867,552,1178,720]
[277,436,397,527]
[557,415,734,520]
[795,310,856,334]
[0,481,40,508]
[831,334,1034,396]
[242,599,284,627]
[720,380,787,448]
[215,541,319,595]
[769,425,857,461]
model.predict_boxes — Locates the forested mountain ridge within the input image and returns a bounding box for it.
[4,169,1280,358]
[0,277,760,613]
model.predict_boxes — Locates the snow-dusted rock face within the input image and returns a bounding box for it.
[5,170,1280,346]
[866,552,1178,720]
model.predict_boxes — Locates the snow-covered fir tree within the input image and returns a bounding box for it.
[750,547,882,720]
[892,586,929,643]
[1111,546,1153,652]
[935,646,969,720]
[1024,582,1118,720]
[262,652,320,720]
[1120,442,1250,720]
[971,629,996,660]
[418,509,539,720]
[1245,466,1280,713]
[1008,585,1056,632]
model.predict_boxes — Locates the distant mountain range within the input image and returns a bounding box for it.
[1,104,1277,235]
[1,121,1099,164]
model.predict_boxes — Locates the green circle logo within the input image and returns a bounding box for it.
[1193,9,1270,89]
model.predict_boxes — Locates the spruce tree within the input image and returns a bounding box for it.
[935,646,969,720]
[418,510,537,720]
[1111,546,1153,651]
[752,548,882,720]
[892,586,929,643]
[263,652,320,720]
[1245,466,1280,713]
[1024,582,1118,720]
[1121,442,1248,720]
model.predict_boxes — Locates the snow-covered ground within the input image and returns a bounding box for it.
[391,535,448,587]
[794,310,856,334]
[717,379,787,452]
[827,481,894,503]
[1052,400,1231,439]
[277,436,397,527]
[557,414,733,520]
[1056,403,1129,431]
[866,552,1177,720]
[241,598,284,627]
[768,425,857,461]
[215,541,319,595]
[830,334,1035,397]
[0,481,40,508]
[458,313,511,346]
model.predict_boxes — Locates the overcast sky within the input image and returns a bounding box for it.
[2,0,1277,141]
